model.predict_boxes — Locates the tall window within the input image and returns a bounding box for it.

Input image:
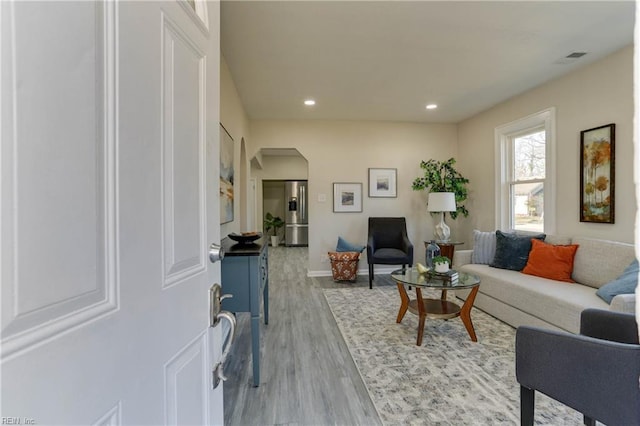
[511,129,545,232]
[495,108,555,233]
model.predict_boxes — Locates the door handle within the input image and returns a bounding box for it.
[209,283,232,327]
[212,311,236,389]
[209,283,236,389]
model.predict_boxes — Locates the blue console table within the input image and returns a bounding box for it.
[221,237,269,387]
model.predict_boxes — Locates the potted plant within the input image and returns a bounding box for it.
[264,212,284,247]
[432,255,450,273]
[412,158,470,241]
[411,158,470,220]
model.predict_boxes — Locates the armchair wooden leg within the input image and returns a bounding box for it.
[521,385,535,426]
[583,415,595,426]
[368,264,374,289]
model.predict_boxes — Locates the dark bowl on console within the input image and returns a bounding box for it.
[228,232,262,244]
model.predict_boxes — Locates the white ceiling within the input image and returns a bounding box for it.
[221,1,635,124]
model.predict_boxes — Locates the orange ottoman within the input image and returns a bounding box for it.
[328,251,361,282]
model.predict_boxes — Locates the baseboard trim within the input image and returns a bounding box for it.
[307,266,400,278]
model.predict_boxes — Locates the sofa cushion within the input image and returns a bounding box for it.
[571,237,635,288]
[459,263,609,333]
[372,248,409,262]
[471,230,496,264]
[596,259,638,303]
[544,235,572,245]
[336,236,365,253]
[611,294,637,312]
[490,231,546,271]
[522,239,579,283]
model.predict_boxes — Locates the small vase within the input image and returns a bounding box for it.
[435,262,449,273]
[425,240,441,269]
[270,236,279,247]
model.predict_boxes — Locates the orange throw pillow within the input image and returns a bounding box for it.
[522,239,579,283]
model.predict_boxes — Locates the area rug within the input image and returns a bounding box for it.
[323,285,585,425]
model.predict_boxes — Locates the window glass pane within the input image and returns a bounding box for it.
[512,182,544,232]
[514,130,545,181]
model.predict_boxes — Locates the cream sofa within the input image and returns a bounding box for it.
[453,235,636,334]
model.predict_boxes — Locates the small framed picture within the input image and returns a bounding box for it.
[368,168,397,198]
[333,183,363,213]
[580,123,615,223]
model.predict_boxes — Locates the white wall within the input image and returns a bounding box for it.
[220,55,251,235]
[457,45,635,244]
[253,155,309,180]
[248,120,460,274]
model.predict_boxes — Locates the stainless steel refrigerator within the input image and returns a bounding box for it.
[285,180,308,246]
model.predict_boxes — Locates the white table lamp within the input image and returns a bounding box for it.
[427,192,456,241]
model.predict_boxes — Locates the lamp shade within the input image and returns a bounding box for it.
[427,192,456,212]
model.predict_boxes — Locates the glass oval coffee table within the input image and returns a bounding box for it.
[391,267,481,346]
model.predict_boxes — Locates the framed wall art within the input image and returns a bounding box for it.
[580,123,615,223]
[368,168,397,197]
[220,124,234,224]
[333,183,362,213]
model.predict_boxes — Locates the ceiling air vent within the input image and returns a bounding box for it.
[554,51,588,65]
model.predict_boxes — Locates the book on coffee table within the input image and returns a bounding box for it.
[432,269,459,284]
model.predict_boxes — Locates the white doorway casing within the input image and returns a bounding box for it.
[249,178,257,231]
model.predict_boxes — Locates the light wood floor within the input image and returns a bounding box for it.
[223,246,384,426]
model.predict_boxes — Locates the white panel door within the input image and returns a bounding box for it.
[1,1,224,424]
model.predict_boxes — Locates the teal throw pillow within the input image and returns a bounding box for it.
[596,259,639,304]
[489,230,546,271]
[336,236,365,253]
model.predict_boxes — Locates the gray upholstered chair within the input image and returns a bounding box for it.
[516,309,640,426]
[367,217,414,289]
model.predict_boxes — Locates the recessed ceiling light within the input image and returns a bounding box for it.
[304,99,316,106]
[426,104,438,110]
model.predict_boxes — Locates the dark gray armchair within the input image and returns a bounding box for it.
[367,217,413,289]
[516,309,640,426]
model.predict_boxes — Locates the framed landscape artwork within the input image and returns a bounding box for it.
[333,183,362,213]
[368,168,397,197]
[580,123,615,223]
[220,124,234,224]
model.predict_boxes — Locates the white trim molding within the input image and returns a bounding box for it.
[494,107,556,234]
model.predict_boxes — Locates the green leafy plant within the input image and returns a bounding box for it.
[264,212,284,237]
[411,157,470,219]
[432,255,450,265]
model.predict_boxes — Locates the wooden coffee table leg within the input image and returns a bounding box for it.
[415,288,426,346]
[396,282,409,323]
[460,285,479,342]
